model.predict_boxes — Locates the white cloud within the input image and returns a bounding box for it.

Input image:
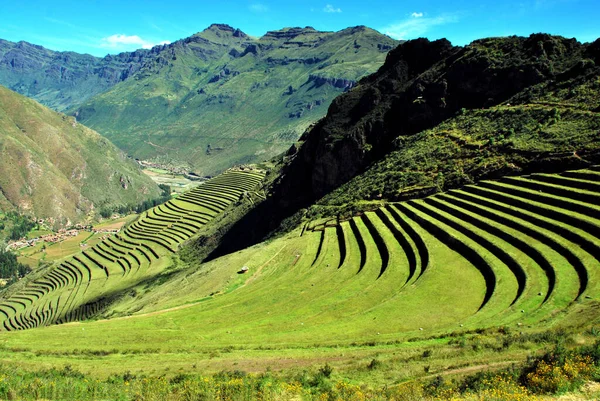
[411,12,424,18]
[100,34,170,50]
[249,3,269,13]
[323,4,342,13]
[381,14,459,40]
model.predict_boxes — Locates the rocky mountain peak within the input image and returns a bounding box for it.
[203,23,248,37]
[206,23,236,32]
[262,26,322,40]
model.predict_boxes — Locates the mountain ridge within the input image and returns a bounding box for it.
[0,38,162,111]
[204,33,600,259]
[70,24,398,175]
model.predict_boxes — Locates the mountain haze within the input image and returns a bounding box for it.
[0,39,159,112]
[0,85,161,227]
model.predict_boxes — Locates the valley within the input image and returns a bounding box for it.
[0,10,599,400]
[1,24,398,175]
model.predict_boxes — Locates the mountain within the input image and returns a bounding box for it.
[70,24,398,175]
[0,39,160,112]
[273,34,600,209]
[3,33,600,399]
[0,85,161,228]
[207,34,600,257]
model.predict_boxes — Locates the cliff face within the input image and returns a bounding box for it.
[273,34,587,208]
[206,34,599,260]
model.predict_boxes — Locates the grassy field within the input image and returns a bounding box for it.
[92,214,139,231]
[0,166,599,385]
[142,168,201,194]
[1,166,600,400]
[1,168,265,332]
[16,215,140,268]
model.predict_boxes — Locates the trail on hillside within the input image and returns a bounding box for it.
[243,244,288,286]
[422,360,518,380]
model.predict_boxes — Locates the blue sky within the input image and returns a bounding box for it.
[1,0,598,56]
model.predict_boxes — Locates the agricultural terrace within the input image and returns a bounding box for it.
[0,167,599,377]
[0,169,265,331]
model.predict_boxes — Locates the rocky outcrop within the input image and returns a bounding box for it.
[307,74,356,90]
[208,67,240,83]
[207,34,600,261]
[277,34,587,203]
[262,27,320,40]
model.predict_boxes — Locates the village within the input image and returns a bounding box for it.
[6,224,121,252]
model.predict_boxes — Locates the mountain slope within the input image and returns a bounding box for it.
[0,39,159,111]
[72,24,398,174]
[0,85,161,227]
[206,34,600,257]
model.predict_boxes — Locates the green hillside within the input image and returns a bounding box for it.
[0,85,161,229]
[1,166,600,400]
[72,24,398,175]
[209,34,600,257]
[0,168,264,329]
[2,34,600,400]
[0,39,158,111]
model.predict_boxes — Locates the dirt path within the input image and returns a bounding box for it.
[243,244,288,286]
[422,360,518,380]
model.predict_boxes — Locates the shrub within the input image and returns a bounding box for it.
[367,358,383,370]
[524,355,595,394]
[318,363,333,378]
[0,249,31,281]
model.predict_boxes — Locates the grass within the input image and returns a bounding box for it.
[316,104,600,217]
[4,339,599,401]
[142,168,201,194]
[0,168,265,331]
[93,214,139,231]
[73,26,398,176]
[1,166,600,401]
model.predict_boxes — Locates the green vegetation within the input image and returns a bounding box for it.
[0,249,31,283]
[0,323,599,400]
[0,212,36,241]
[0,168,264,330]
[317,104,600,216]
[0,343,596,401]
[2,33,600,400]
[0,166,599,394]
[99,184,172,218]
[71,24,397,175]
[0,85,161,228]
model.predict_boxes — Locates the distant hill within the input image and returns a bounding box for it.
[0,85,161,228]
[0,25,397,175]
[69,24,398,175]
[0,39,158,112]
